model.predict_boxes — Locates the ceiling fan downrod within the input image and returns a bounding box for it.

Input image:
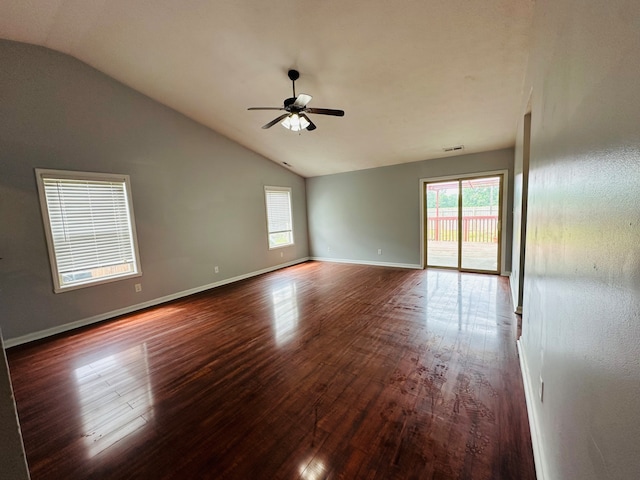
[288,69,299,98]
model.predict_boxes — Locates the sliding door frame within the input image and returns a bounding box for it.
[420,169,509,275]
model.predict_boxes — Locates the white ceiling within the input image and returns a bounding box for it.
[0,0,534,177]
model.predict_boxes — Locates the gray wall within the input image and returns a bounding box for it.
[0,40,309,342]
[306,149,514,271]
[520,0,640,478]
[0,331,29,480]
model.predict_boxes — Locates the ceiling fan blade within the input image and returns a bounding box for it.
[306,108,345,117]
[248,107,286,111]
[301,114,316,131]
[293,93,312,108]
[261,113,290,129]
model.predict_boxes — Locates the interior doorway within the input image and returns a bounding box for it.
[423,174,504,274]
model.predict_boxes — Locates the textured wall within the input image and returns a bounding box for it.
[306,149,513,271]
[0,40,308,341]
[520,0,640,478]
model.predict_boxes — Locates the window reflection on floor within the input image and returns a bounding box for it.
[271,282,299,346]
[74,343,154,458]
[299,457,327,480]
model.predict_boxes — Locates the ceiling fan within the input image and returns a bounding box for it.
[248,69,345,132]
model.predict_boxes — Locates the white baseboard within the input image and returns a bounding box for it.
[310,256,422,270]
[517,339,546,480]
[4,257,310,348]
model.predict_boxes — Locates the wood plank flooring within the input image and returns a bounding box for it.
[6,262,536,479]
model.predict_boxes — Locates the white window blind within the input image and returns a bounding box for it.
[36,169,141,292]
[264,187,294,249]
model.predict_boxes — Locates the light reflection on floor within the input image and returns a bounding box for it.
[299,457,327,480]
[74,343,154,458]
[271,282,299,346]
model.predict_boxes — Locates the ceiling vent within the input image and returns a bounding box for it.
[443,145,464,152]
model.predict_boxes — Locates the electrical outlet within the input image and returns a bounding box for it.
[539,375,544,402]
[280,251,284,258]
[378,248,382,255]
[327,246,331,252]
[134,283,142,293]
[214,266,219,273]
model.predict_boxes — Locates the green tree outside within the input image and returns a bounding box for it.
[427,185,498,209]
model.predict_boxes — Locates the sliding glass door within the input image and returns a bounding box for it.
[461,177,501,271]
[426,175,502,273]
[426,181,459,268]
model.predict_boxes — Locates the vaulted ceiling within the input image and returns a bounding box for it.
[0,0,534,177]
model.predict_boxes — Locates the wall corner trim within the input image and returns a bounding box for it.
[4,257,310,349]
[518,339,547,480]
[309,257,422,270]
[509,270,519,309]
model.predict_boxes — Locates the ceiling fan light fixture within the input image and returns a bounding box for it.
[248,69,344,131]
[281,113,310,132]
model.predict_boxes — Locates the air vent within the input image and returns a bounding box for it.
[443,145,464,152]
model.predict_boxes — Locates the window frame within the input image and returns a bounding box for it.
[35,168,142,293]
[264,186,295,250]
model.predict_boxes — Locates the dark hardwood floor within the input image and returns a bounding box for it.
[7,262,536,479]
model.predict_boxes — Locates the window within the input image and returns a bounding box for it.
[35,169,142,293]
[264,186,294,249]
